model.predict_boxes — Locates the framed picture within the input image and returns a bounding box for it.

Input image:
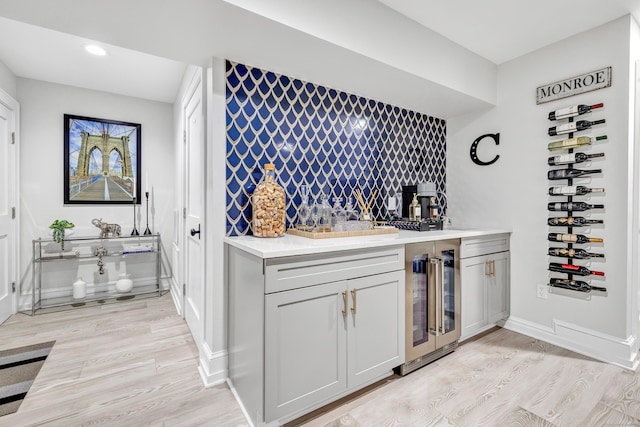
[64,114,141,204]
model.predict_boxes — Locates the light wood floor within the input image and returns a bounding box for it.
[0,294,247,426]
[2,295,639,426]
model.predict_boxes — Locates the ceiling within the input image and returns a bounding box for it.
[0,16,186,103]
[0,1,639,108]
[379,0,640,64]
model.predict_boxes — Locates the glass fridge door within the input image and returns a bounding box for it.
[435,241,461,346]
[441,249,455,334]
[411,254,429,347]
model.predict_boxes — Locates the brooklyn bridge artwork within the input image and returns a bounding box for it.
[64,114,141,204]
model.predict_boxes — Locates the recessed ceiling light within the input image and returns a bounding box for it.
[84,44,108,56]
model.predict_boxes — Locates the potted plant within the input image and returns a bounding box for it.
[49,219,75,251]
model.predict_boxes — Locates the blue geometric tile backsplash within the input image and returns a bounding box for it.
[226,60,447,236]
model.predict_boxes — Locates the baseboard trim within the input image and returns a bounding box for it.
[198,341,228,388]
[228,379,257,427]
[504,316,639,370]
[169,278,182,315]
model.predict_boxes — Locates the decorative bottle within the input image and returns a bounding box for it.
[548,186,604,196]
[547,217,603,227]
[252,163,286,237]
[548,119,606,136]
[547,202,604,212]
[547,233,603,244]
[409,193,421,221]
[549,278,606,293]
[73,277,86,299]
[548,103,603,121]
[548,152,604,166]
[318,195,332,232]
[115,273,133,293]
[547,168,601,180]
[548,262,604,276]
[547,135,607,151]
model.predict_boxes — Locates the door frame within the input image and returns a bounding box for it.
[180,67,205,323]
[0,87,19,320]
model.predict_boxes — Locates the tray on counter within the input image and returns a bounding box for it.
[287,226,398,239]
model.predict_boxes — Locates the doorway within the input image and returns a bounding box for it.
[0,88,18,325]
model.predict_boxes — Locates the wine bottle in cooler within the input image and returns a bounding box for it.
[548,262,604,276]
[547,216,604,226]
[548,247,605,259]
[548,119,605,136]
[548,233,603,243]
[548,168,601,180]
[547,202,604,212]
[548,186,604,196]
[548,103,603,121]
[549,278,606,293]
[548,152,604,166]
[548,135,607,151]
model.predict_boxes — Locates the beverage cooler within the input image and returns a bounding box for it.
[398,239,461,375]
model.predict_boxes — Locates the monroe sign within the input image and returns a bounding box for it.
[536,67,611,104]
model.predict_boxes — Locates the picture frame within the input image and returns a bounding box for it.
[64,114,141,204]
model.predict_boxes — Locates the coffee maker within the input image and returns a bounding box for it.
[395,182,442,231]
[401,182,437,219]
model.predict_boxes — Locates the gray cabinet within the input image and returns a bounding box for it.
[228,245,404,426]
[460,234,510,341]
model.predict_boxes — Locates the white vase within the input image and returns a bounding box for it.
[73,277,86,299]
[115,274,133,293]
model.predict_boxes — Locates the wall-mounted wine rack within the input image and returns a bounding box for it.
[546,103,607,300]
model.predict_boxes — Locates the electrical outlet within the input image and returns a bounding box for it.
[537,284,548,299]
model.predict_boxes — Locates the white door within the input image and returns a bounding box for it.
[183,74,205,344]
[0,93,18,325]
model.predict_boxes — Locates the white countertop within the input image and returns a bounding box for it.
[224,227,511,258]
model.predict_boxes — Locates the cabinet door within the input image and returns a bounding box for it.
[460,254,488,340]
[264,281,347,422]
[347,270,404,389]
[488,251,510,323]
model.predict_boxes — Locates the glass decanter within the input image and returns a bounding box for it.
[297,185,312,231]
[318,194,332,232]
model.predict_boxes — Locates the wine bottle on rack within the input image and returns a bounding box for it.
[548,152,604,166]
[549,278,606,293]
[548,119,606,136]
[548,247,605,259]
[548,186,604,196]
[548,135,607,151]
[547,202,604,211]
[548,262,604,276]
[547,217,604,226]
[548,103,603,121]
[548,233,603,243]
[548,168,601,180]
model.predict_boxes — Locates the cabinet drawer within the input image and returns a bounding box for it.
[265,246,404,294]
[460,234,510,258]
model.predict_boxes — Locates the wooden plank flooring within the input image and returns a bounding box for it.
[1,294,639,426]
[299,329,640,427]
[0,294,247,426]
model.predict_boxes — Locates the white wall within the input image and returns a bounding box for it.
[448,16,637,366]
[0,59,16,99]
[17,78,175,304]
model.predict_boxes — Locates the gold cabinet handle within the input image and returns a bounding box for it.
[491,260,496,277]
[351,289,357,315]
[485,260,491,277]
[342,291,348,317]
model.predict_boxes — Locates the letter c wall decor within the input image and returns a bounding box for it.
[470,133,500,166]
